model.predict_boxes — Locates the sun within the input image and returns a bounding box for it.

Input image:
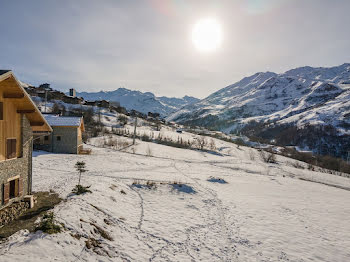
[192,18,222,52]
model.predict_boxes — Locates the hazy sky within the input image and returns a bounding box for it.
[1,0,349,98]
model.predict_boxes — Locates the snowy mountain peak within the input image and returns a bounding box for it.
[284,63,350,84]
[77,88,199,117]
[168,63,350,136]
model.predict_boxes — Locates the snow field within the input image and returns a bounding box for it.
[0,132,349,261]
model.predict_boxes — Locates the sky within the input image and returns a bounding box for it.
[1,0,350,99]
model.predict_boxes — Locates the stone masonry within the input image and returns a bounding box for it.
[50,126,79,154]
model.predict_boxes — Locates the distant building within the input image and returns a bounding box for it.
[39,83,51,90]
[34,115,85,154]
[148,112,160,119]
[83,100,110,108]
[84,101,97,107]
[62,96,83,104]
[69,88,76,97]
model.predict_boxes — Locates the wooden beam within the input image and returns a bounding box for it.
[30,121,45,126]
[17,109,35,114]
[3,93,24,99]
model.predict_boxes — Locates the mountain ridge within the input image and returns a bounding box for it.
[76,88,199,117]
[167,63,350,157]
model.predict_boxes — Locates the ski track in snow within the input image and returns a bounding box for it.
[173,162,238,261]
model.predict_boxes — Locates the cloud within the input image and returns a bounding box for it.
[0,0,349,98]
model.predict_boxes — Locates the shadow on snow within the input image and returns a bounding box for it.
[171,184,197,194]
[207,177,228,184]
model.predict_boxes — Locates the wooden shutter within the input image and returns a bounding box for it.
[0,102,3,120]
[18,178,23,197]
[12,139,16,158]
[3,182,9,204]
[6,139,11,159]
[6,139,16,159]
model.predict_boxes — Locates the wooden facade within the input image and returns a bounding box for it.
[0,89,22,160]
[0,72,51,161]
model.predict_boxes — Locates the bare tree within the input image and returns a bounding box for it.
[118,115,128,126]
[146,146,152,157]
[195,136,207,150]
[249,150,255,161]
[51,102,61,114]
[259,150,277,163]
[209,138,216,151]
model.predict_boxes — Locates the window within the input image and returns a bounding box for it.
[57,136,61,141]
[9,179,18,199]
[44,136,49,141]
[0,102,3,120]
[6,138,16,159]
[3,177,22,204]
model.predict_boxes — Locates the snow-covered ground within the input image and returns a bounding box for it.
[1,133,350,261]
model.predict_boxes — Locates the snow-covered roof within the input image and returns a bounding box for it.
[0,70,10,76]
[44,115,83,127]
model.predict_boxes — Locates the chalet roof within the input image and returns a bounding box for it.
[0,70,10,76]
[44,115,83,127]
[0,70,52,132]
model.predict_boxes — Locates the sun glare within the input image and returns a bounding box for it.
[192,18,222,52]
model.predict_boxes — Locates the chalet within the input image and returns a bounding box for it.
[84,101,97,107]
[0,70,52,209]
[34,115,85,154]
[83,100,110,108]
[98,100,110,108]
[62,95,83,104]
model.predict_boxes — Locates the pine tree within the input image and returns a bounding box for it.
[75,161,87,186]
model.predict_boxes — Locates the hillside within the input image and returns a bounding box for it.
[77,88,199,117]
[168,63,350,156]
[1,128,349,261]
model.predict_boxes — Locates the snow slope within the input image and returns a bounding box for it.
[19,80,33,88]
[1,130,349,261]
[77,88,199,117]
[167,63,350,134]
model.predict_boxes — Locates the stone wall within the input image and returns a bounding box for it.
[0,115,32,209]
[51,126,78,154]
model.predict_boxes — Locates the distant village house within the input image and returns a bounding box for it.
[34,115,85,154]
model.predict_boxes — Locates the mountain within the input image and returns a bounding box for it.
[167,63,350,157]
[158,95,199,109]
[76,88,199,117]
